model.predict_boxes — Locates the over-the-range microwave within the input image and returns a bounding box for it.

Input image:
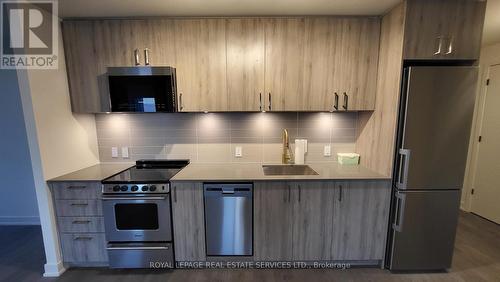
[107,66,177,112]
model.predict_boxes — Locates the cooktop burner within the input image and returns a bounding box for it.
[102,159,189,184]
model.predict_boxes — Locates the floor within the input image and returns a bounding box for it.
[1,211,499,282]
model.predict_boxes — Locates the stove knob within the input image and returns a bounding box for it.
[141,185,149,192]
[131,185,139,192]
[149,185,157,191]
[112,185,120,192]
[120,185,128,192]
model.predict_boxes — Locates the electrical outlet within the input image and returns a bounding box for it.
[111,147,118,158]
[324,145,331,157]
[235,146,243,158]
[121,147,129,158]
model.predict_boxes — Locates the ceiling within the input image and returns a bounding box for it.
[483,0,500,46]
[58,0,401,17]
[59,0,500,46]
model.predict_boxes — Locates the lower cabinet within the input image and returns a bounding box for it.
[254,182,294,260]
[254,180,390,262]
[331,181,391,261]
[49,181,108,266]
[171,182,206,262]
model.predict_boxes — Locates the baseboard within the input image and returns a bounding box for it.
[43,261,66,277]
[0,216,40,225]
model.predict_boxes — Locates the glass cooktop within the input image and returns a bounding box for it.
[102,159,189,184]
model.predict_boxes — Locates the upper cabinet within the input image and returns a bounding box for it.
[404,0,486,60]
[63,17,380,113]
[264,18,306,112]
[174,19,228,112]
[226,19,266,112]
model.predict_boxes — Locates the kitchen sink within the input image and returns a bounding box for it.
[262,165,319,176]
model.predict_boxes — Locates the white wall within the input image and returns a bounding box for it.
[0,70,40,225]
[15,23,100,277]
[462,42,500,211]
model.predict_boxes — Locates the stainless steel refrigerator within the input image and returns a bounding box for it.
[386,66,478,271]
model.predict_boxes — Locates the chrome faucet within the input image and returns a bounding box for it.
[282,129,294,164]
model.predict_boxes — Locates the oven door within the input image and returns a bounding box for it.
[102,194,172,242]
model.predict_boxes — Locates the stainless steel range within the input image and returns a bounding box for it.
[101,159,189,269]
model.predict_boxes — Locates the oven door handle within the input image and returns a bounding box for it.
[102,196,166,201]
[107,246,170,250]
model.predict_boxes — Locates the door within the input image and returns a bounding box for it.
[264,18,305,111]
[389,190,461,270]
[254,182,293,260]
[471,65,500,224]
[226,18,265,111]
[102,194,172,242]
[332,181,390,260]
[302,18,340,111]
[171,182,206,261]
[174,19,228,112]
[336,18,380,111]
[397,67,478,190]
[291,181,335,260]
[404,0,485,60]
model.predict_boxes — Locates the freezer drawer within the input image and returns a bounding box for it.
[389,190,460,271]
[204,183,253,256]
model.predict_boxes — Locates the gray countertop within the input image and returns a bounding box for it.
[171,162,390,181]
[47,163,133,182]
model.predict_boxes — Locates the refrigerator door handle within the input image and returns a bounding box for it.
[392,192,406,232]
[397,149,411,189]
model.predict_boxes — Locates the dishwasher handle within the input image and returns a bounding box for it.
[204,184,253,197]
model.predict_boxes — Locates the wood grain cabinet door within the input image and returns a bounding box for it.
[302,18,341,111]
[254,181,293,261]
[226,18,265,111]
[331,180,391,261]
[336,18,380,111]
[446,0,486,60]
[264,18,305,111]
[291,181,336,261]
[171,182,206,261]
[173,19,228,112]
[62,21,110,113]
[404,0,485,61]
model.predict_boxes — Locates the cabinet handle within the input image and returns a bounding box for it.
[173,186,177,203]
[144,48,150,65]
[134,49,141,65]
[338,185,343,202]
[445,37,453,55]
[288,185,291,203]
[71,203,88,206]
[179,93,183,111]
[67,185,86,189]
[298,185,301,202]
[434,37,443,55]
[342,92,348,110]
[72,220,91,224]
[74,236,93,241]
[268,93,272,111]
[333,92,339,111]
[259,93,262,111]
[285,185,290,203]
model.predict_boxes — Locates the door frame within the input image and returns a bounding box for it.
[462,63,500,211]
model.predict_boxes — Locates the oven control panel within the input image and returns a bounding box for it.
[102,183,170,194]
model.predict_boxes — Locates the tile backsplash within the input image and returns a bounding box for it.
[96,112,357,163]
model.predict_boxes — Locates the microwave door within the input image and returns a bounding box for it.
[396,66,477,191]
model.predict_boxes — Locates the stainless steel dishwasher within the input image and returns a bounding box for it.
[204,183,253,256]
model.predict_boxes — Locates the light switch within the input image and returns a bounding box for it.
[235,146,243,157]
[121,147,129,158]
[324,145,331,157]
[111,147,118,158]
